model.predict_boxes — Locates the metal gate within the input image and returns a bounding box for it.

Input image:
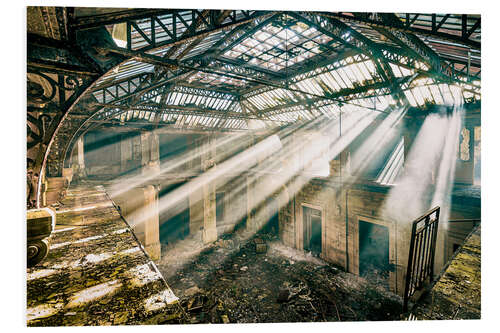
[403,206,440,312]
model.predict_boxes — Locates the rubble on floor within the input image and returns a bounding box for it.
[27,184,186,326]
[410,226,481,320]
[157,231,403,323]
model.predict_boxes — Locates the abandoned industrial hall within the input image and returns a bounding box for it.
[26,6,481,326]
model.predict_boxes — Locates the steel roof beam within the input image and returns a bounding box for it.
[185,57,285,83]
[106,11,270,104]
[94,102,263,120]
[211,13,282,57]
[321,12,480,49]
[89,11,480,109]
[257,80,395,116]
[288,12,408,104]
[123,10,270,53]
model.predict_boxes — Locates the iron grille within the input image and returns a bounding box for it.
[403,206,440,312]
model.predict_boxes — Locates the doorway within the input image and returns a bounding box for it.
[303,206,322,255]
[358,220,390,277]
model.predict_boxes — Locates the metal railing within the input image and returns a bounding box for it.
[403,206,440,312]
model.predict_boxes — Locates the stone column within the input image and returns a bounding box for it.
[76,136,85,170]
[246,175,257,233]
[113,185,161,261]
[150,132,160,170]
[71,137,86,181]
[142,185,161,261]
[202,182,217,244]
[189,188,204,242]
[141,131,160,176]
[201,136,217,244]
[455,125,474,184]
[120,135,132,173]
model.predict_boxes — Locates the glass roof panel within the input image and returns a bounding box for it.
[429,84,445,104]
[221,14,340,73]
[336,68,354,88]
[389,63,403,78]
[412,87,426,106]
[419,86,434,104]
[404,90,418,107]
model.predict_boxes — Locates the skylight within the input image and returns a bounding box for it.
[222,16,337,72]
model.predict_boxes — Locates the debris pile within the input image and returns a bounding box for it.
[157,231,403,323]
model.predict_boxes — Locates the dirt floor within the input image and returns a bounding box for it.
[156,231,403,324]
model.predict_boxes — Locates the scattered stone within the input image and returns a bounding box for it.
[157,230,403,324]
[185,286,201,296]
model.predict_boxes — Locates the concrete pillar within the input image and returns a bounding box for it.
[71,137,86,180]
[141,131,160,176]
[202,181,217,244]
[142,185,161,261]
[455,125,474,184]
[120,135,132,173]
[244,135,262,233]
[141,132,149,169]
[201,136,217,244]
[246,175,257,233]
[74,137,85,170]
[189,188,204,241]
[113,185,161,261]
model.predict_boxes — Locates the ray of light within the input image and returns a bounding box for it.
[382,86,464,225]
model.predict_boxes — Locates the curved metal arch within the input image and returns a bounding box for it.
[38,10,276,208]
[35,8,482,209]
